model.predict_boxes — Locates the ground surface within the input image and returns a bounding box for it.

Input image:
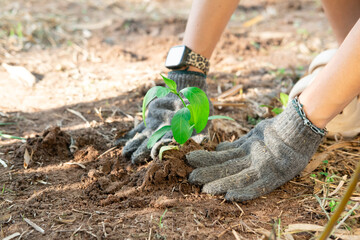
[1,0,360,239]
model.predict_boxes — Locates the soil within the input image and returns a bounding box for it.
[1,0,359,239]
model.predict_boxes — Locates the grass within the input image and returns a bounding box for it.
[0,131,26,141]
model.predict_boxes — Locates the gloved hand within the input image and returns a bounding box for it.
[118,71,208,164]
[186,98,325,201]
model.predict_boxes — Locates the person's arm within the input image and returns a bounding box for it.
[187,20,360,201]
[321,0,360,44]
[121,1,239,163]
[299,19,360,129]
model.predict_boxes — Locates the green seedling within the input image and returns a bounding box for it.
[247,116,261,126]
[0,131,26,141]
[142,75,234,149]
[158,209,168,228]
[328,200,339,212]
[0,122,16,126]
[260,92,289,115]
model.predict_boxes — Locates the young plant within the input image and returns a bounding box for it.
[260,92,289,115]
[142,75,233,150]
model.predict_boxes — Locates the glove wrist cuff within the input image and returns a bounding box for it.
[292,97,327,137]
[273,99,324,154]
[168,70,207,92]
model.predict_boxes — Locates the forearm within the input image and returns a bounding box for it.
[299,19,360,128]
[321,0,360,44]
[183,0,239,59]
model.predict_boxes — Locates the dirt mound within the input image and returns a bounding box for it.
[17,126,72,167]
[82,139,206,207]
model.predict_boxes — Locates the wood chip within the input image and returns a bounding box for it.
[24,217,45,234]
[2,232,21,240]
[0,158,8,168]
[64,162,86,169]
[23,148,31,169]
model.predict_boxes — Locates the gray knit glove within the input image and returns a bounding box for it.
[186,98,324,201]
[118,71,208,164]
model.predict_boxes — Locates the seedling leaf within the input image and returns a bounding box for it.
[171,108,193,144]
[142,86,171,126]
[208,115,235,121]
[161,75,177,92]
[159,145,179,160]
[159,208,168,228]
[186,104,195,126]
[147,125,171,149]
[180,87,209,133]
[272,108,283,115]
[280,92,289,107]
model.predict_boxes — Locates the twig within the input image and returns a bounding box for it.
[334,202,360,230]
[3,232,20,240]
[95,146,116,160]
[233,202,245,217]
[232,229,242,240]
[102,222,108,238]
[72,208,92,215]
[24,217,45,234]
[315,195,330,220]
[148,228,152,240]
[66,108,89,124]
[329,175,347,196]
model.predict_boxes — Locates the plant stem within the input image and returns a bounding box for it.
[176,93,187,108]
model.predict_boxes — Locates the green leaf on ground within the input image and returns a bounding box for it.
[208,115,235,121]
[171,108,193,144]
[142,86,171,126]
[161,74,177,92]
[180,87,209,133]
[147,125,171,149]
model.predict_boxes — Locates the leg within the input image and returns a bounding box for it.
[182,0,239,72]
[321,0,360,44]
[299,19,360,128]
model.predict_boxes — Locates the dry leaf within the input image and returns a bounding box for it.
[24,148,31,169]
[301,151,331,177]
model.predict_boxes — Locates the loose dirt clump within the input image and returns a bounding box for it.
[83,139,205,207]
[13,126,72,168]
